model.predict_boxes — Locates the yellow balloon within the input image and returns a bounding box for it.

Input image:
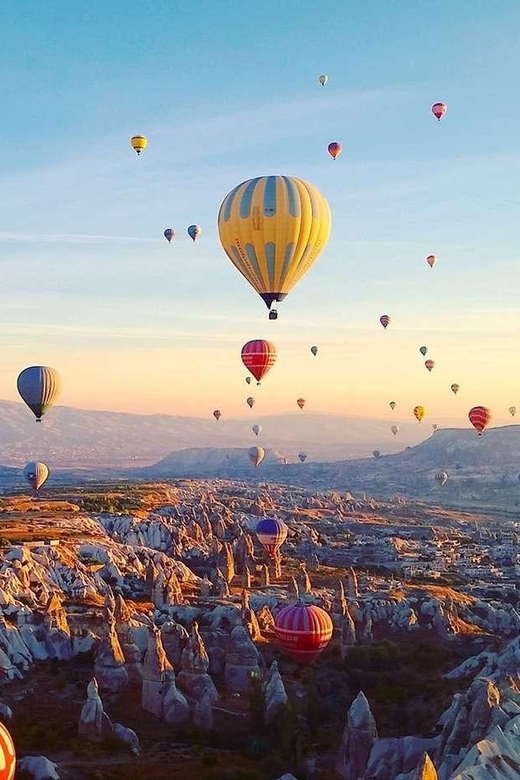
[218,176,331,312]
[131,135,147,155]
[413,405,426,423]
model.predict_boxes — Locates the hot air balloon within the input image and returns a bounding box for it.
[391,425,399,436]
[213,409,221,421]
[17,366,61,422]
[310,346,318,356]
[241,340,277,385]
[245,376,251,385]
[274,603,333,664]
[187,224,201,242]
[431,102,447,121]
[420,346,428,356]
[380,315,391,329]
[318,74,328,86]
[23,461,49,492]
[163,228,175,243]
[469,406,491,435]
[414,406,426,423]
[373,450,381,459]
[426,255,437,268]
[509,406,517,417]
[298,452,307,462]
[328,142,342,159]
[425,359,435,372]
[451,383,460,395]
[435,471,449,487]
[297,398,306,410]
[130,135,147,155]
[0,722,16,780]
[252,424,261,436]
[432,423,438,430]
[246,397,255,409]
[218,176,331,318]
[389,401,396,411]
[248,446,265,467]
[256,517,287,556]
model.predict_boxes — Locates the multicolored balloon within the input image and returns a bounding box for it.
[23,461,49,492]
[187,225,201,241]
[256,517,287,556]
[274,603,333,664]
[248,446,265,467]
[298,452,307,462]
[328,142,342,159]
[296,398,306,410]
[218,176,331,316]
[389,401,396,411]
[0,722,16,780]
[163,228,175,243]
[414,406,426,423]
[431,102,447,121]
[468,406,492,435]
[318,74,328,86]
[17,366,61,422]
[425,359,435,372]
[426,255,437,269]
[509,406,516,417]
[451,383,460,395]
[420,346,428,356]
[252,424,261,436]
[130,135,147,155]
[213,409,221,421]
[380,315,391,329]
[241,340,277,385]
[246,397,255,409]
[310,346,318,356]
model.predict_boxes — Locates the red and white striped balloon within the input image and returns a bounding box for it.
[379,315,391,330]
[468,406,492,435]
[431,102,447,121]
[241,340,277,384]
[0,722,16,780]
[274,603,333,664]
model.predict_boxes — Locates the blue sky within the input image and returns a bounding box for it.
[0,1,519,427]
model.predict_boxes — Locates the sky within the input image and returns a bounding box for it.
[0,0,519,428]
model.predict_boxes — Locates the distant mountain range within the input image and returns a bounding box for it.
[0,401,431,468]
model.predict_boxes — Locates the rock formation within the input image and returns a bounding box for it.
[193,688,214,730]
[224,625,261,694]
[78,677,105,741]
[94,617,129,692]
[265,660,288,724]
[178,622,218,702]
[336,691,378,779]
[141,626,189,724]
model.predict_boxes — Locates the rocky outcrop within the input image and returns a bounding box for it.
[17,756,60,779]
[177,622,218,702]
[94,618,128,692]
[141,627,189,724]
[78,678,105,741]
[336,691,378,779]
[411,753,438,780]
[224,625,261,694]
[265,661,288,724]
[193,688,214,730]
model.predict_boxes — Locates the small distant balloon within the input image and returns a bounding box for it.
[431,102,447,121]
[468,406,491,435]
[130,135,147,155]
[252,424,261,436]
[425,359,435,372]
[310,346,318,356]
[420,346,428,356]
[432,424,438,431]
[248,446,265,467]
[246,397,255,409]
[164,228,175,243]
[297,398,306,410]
[509,406,516,417]
[380,315,391,330]
[435,471,449,487]
[213,409,221,421]
[245,376,251,385]
[328,142,342,159]
[23,461,49,492]
[389,401,396,411]
[298,452,307,462]
[187,225,201,242]
[414,406,426,423]
[426,255,437,269]
[451,383,460,395]
[391,425,399,436]
[318,74,328,86]
[373,450,381,459]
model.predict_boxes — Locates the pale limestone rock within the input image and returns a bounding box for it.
[94,618,128,692]
[241,590,261,641]
[336,691,378,779]
[260,565,270,587]
[113,723,140,754]
[178,622,218,702]
[17,756,60,779]
[224,625,261,694]
[161,620,189,667]
[265,660,288,724]
[193,688,214,730]
[347,566,359,598]
[141,627,189,725]
[78,678,104,741]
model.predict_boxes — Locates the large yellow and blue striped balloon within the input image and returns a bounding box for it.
[17,366,61,422]
[218,176,331,311]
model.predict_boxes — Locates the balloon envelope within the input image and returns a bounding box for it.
[435,471,449,487]
[425,360,435,372]
[380,315,391,329]
[246,397,255,409]
[248,446,265,467]
[298,452,307,462]
[431,102,447,120]
[310,346,318,356]
[256,517,287,556]
[420,346,428,356]
[297,398,306,410]
[218,176,331,312]
[241,340,277,384]
[373,450,381,459]
[163,228,175,243]
[389,401,396,411]
[318,74,328,86]
[0,722,15,780]
[426,255,437,268]
[509,406,516,417]
[469,406,491,435]
[328,142,342,159]
[213,409,221,420]
[187,224,201,241]
[252,424,261,436]
[451,383,460,395]
[391,425,399,435]
[23,461,49,492]
[130,135,147,154]
[274,603,333,664]
[414,406,426,423]
[17,366,61,422]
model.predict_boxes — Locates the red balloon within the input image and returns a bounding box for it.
[425,359,435,372]
[241,340,277,384]
[468,406,492,435]
[296,398,306,410]
[327,142,342,159]
[274,603,333,664]
[431,102,447,121]
[426,254,437,268]
[380,315,391,329]
[0,722,16,780]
